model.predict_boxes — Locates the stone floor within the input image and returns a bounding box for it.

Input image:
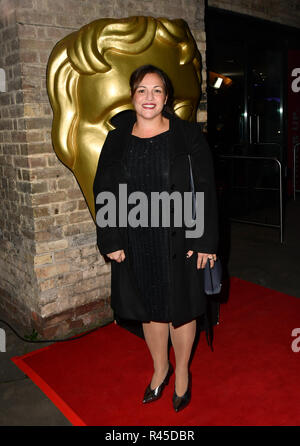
[0,197,299,426]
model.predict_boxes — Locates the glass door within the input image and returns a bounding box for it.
[207,32,285,228]
[245,44,284,161]
[206,7,300,239]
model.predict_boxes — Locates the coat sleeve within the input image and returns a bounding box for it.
[93,133,124,257]
[185,123,219,254]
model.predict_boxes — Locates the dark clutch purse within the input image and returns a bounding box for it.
[187,154,222,295]
[204,259,222,295]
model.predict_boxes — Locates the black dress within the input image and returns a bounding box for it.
[124,130,171,322]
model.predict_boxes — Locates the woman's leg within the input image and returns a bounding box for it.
[169,319,196,396]
[142,321,170,388]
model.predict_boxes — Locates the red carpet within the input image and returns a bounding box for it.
[11,277,300,426]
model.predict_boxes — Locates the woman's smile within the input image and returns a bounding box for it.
[142,103,156,109]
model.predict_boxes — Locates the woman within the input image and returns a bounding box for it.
[93,65,219,412]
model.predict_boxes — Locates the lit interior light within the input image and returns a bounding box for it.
[209,72,233,89]
[214,77,223,89]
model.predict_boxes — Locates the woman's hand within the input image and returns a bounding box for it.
[186,251,216,269]
[106,249,126,263]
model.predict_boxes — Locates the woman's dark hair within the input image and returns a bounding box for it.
[129,64,174,114]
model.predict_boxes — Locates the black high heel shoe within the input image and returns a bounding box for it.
[172,373,191,412]
[142,362,174,404]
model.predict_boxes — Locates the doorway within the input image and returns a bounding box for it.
[206,8,300,240]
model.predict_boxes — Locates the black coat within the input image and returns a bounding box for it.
[93,110,220,336]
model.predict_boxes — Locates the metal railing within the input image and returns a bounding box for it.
[293,143,300,200]
[218,155,283,243]
[231,142,282,158]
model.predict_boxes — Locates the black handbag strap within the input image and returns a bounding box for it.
[187,154,196,220]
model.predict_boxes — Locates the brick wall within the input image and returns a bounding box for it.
[0,0,39,331]
[0,0,206,339]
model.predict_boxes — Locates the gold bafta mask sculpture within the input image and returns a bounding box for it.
[46,16,202,219]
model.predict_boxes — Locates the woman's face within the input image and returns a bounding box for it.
[131,72,167,121]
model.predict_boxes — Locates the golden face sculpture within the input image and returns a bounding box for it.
[46,16,202,219]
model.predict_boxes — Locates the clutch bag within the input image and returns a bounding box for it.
[204,258,222,295]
